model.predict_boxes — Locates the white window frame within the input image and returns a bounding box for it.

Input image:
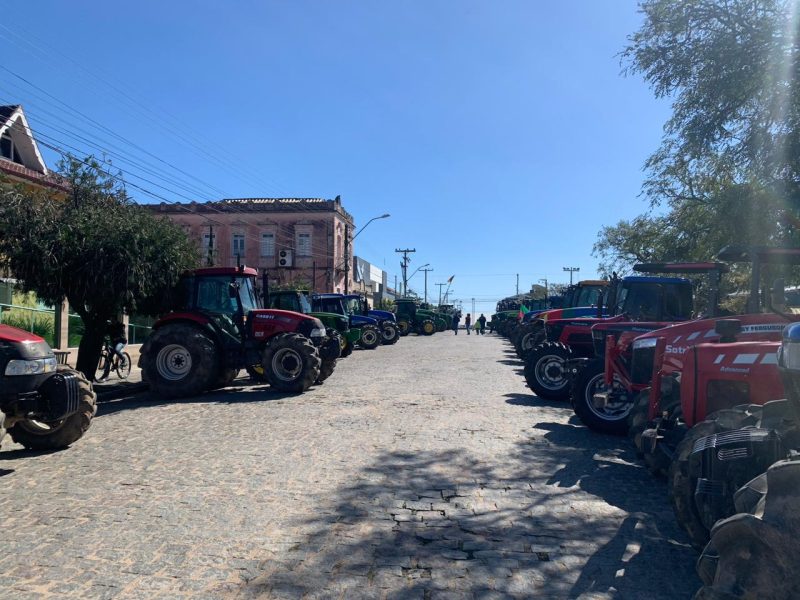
[260,232,275,257]
[232,233,246,258]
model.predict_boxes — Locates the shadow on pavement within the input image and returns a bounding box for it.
[96,381,303,417]
[0,447,60,461]
[503,392,570,410]
[234,437,698,599]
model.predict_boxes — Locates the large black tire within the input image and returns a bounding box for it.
[571,358,633,435]
[261,333,321,393]
[695,459,800,600]
[209,368,240,390]
[380,322,400,345]
[420,319,436,336]
[340,337,354,358]
[8,366,97,450]
[524,342,573,400]
[627,390,652,457]
[397,319,411,336]
[141,324,219,399]
[359,325,381,350]
[668,405,764,550]
[315,359,337,385]
[515,322,544,358]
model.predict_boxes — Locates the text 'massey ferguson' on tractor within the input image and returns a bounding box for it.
[628,246,800,474]
[568,261,729,435]
[0,324,96,450]
[140,266,329,398]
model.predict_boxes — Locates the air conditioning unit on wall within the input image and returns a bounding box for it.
[278,249,293,267]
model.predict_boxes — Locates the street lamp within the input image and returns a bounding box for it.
[345,213,390,293]
[563,266,580,285]
[407,263,430,282]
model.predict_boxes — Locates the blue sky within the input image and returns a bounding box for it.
[1,1,670,314]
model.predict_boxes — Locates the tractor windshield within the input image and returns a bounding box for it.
[316,297,345,316]
[621,283,692,321]
[196,276,258,315]
[345,298,361,316]
[575,286,603,307]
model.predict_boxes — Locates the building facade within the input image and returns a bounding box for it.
[150,197,356,293]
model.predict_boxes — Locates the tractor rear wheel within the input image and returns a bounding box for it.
[8,366,97,450]
[571,358,633,435]
[524,342,573,401]
[380,322,400,345]
[668,405,764,550]
[397,319,410,336]
[515,323,544,358]
[695,459,800,600]
[359,325,381,349]
[315,359,337,384]
[420,319,436,336]
[141,324,218,399]
[261,333,321,393]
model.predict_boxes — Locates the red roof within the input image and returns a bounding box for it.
[0,158,69,192]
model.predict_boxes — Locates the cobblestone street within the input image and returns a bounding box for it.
[0,332,699,599]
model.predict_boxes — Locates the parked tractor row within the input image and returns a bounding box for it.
[493,245,800,598]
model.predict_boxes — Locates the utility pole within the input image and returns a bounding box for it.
[563,266,580,285]
[206,224,215,267]
[472,297,475,316]
[421,268,433,304]
[344,224,351,293]
[436,283,446,306]
[516,273,519,295]
[394,275,398,297]
[395,248,416,297]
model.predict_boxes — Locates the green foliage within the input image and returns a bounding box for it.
[623,0,800,204]
[0,156,198,375]
[375,298,395,310]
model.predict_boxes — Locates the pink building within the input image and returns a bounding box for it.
[150,197,355,293]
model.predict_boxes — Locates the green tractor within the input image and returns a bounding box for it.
[265,289,359,359]
[394,298,438,336]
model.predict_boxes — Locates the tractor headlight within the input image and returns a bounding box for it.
[780,323,800,371]
[5,357,58,376]
[310,327,326,338]
[632,337,658,351]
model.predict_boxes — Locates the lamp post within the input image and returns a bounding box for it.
[563,266,580,285]
[406,263,430,296]
[345,213,390,293]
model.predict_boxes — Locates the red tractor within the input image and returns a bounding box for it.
[140,266,330,398]
[0,324,96,450]
[569,262,729,434]
[627,246,800,471]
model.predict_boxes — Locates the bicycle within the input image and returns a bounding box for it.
[95,341,132,381]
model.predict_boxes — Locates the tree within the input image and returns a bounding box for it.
[623,0,800,205]
[0,157,198,378]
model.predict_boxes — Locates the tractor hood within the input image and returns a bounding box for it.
[369,309,396,322]
[0,324,52,359]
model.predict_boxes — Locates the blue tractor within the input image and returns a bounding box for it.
[343,294,400,345]
[312,293,382,350]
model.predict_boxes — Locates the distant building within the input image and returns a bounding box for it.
[150,197,356,293]
[353,256,389,304]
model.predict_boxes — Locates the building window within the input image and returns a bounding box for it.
[232,233,245,258]
[201,231,216,256]
[0,134,22,164]
[260,233,275,257]
[297,232,312,256]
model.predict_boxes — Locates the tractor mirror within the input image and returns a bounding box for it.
[772,278,786,307]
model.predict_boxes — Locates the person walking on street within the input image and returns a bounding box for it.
[465,313,472,335]
[452,313,460,335]
[478,314,487,335]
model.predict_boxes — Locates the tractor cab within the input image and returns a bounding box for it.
[395,298,439,336]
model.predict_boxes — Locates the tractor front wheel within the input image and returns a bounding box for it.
[420,319,436,336]
[524,342,573,401]
[315,359,337,385]
[8,367,97,450]
[261,333,321,393]
[396,319,410,336]
[359,325,381,350]
[571,358,633,435]
[380,322,400,345]
[141,324,219,398]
